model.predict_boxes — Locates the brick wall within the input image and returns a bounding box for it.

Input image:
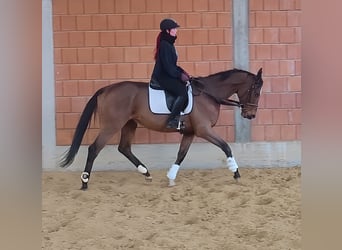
[53,0,301,145]
[249,0,301,141]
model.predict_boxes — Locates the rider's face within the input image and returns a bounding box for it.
[168,28,178,37]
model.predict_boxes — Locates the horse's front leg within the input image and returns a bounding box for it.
[196,127,240,181]
[167,133,194,186]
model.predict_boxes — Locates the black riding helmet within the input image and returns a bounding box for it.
[160,18,180,31]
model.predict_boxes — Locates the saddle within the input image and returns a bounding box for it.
[148,79,193,115]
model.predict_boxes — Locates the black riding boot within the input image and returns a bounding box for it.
[166,96,186,129]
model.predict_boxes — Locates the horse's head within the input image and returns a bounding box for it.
[192,68,263,119]
[236,68,263,119]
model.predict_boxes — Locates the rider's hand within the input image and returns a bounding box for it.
[181,72,190,82]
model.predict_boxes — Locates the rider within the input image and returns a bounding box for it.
[151,18,190,129]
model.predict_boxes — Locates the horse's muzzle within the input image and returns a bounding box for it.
[241,103,258,119]
[241,111,256,119]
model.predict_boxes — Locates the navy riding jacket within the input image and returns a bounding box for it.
[151,34,184,88]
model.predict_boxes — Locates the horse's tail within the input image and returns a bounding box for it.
[59,88,105,168]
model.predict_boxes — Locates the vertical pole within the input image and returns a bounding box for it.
[42,0,57,168]
[232,0,250,142]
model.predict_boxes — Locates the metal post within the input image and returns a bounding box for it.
[42,0,57,168]
[232,0,250,142]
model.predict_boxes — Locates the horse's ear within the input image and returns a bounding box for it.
[257,68,262,78]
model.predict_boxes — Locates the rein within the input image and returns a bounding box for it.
[191,78,242,108]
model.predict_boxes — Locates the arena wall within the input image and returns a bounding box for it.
[43,0,301,169]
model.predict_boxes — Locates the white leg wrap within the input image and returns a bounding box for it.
[81,172,89,183]
[137,165,147,174]
[227,157,238,172]
[167,164,180,180]
[168,179,176,187]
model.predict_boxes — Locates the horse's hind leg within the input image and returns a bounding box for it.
[118,120,152,181]
[81,129,115,190]
[167,134,194,186]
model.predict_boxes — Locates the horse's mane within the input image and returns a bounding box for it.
[191,68,255,91]
[207,68,254,81]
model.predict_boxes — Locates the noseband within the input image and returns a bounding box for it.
[242,87,259,109]
[242,79,260,109]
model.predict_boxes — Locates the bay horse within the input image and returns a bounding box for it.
[59,68,263,189]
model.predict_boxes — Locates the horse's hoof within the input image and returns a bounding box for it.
[168,179,176,187]
[80,182,88,190]
[233,170,241,180]
[145,176,152,182]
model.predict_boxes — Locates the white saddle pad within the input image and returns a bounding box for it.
[148,85,193,114]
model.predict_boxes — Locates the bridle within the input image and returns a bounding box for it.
[242,81,260,109]
[191,76,260,109]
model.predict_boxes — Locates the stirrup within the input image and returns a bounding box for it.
[166,113,185,130]
[166,118,179,129]
[177,120,185,130]
[177,112,186,130]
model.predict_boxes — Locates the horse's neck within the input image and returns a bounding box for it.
[203,76,236,100]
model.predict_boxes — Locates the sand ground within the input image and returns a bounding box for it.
[42,167,301,250]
